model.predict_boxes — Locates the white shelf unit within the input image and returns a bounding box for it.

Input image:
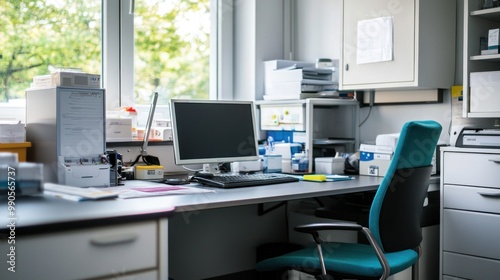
[463,1,500,118]
[256,98,359,173]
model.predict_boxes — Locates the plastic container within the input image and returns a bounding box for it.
[292,152,308,172]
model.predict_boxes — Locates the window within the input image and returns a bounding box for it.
[133,0,211,105]
[105,0,214,112]
[1,0,219,121]
[0,0,101,121]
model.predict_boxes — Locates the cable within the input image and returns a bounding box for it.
[359,105,372,127]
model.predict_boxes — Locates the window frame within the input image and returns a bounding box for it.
[103,0,230,111]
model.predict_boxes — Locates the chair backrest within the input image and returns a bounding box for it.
[369,120,442,253]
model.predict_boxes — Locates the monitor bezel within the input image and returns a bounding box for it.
[170,99,260,166]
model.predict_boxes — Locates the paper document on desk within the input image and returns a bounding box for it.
[325,175,354,182]
[116,184,215,199]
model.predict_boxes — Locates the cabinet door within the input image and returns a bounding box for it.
[341,0,415,88]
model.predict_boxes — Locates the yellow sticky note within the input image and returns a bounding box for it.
[303,174,327,182]
[451,85,463,98]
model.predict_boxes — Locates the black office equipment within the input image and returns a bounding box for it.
[256,120,442,280]
[192,173,298,188]
[170,99,260,173]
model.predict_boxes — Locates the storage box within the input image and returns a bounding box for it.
[470,71,500,113]
[32,72,101,89]
[0,121,25,143]
[315,157,345,174]
[359,151,392,177]
[135,165,164,180]
[106,118,132,141]
[359,144,393,177]
[152,127,173,141]
[0,142,31,162]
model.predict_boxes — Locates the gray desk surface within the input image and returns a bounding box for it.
[0,175,439,234]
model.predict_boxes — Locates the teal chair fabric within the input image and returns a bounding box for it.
[256,120,442,280]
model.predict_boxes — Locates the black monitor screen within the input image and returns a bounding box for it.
[170,99,259,166]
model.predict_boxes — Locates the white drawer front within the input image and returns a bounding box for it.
[2,221,157,280]
[444,185,500,214]
[443,251,500,280]
[443,209,500,260]
[443,152,500,188]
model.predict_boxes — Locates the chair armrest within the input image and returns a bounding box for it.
[295,222,363,234]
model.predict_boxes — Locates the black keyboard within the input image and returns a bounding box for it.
[192,173,299,188]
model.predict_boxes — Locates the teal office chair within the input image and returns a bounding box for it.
[256,120,442,280]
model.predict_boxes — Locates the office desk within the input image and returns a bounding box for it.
[0,175,438,279]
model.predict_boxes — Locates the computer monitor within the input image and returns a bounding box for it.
[170,99,260,173]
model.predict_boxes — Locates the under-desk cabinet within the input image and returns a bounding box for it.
[440,147,500,280]
[340,0,455,91]
[0,220,161,280]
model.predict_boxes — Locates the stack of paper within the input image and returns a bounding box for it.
[263,60,339,100]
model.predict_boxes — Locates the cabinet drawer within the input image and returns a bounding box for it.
[443,152,500,188]
[443,209,500,260]
[443,251,500,280]
[444,185,500,214]
[4,221,157,280]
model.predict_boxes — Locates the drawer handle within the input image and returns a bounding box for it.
[478,192,500,198]
[489,158,500,164]
[90,233,138,246]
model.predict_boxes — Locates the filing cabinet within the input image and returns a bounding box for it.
[440,147,500,280]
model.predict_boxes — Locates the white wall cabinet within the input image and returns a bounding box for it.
[256,98,359,173]
[340,0,456,91]
[463,1,500,118]
[440,147,500,280]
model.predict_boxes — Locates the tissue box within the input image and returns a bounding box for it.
[359,144,393,177]
[315,157,344,174]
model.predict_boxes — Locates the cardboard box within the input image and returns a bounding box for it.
[315,157,345,174]
[359,151,392,177]
[32,72,101,89]
[152,127,173,141]
[359,144,393,177]
[488,28,500,53]
[106,118,132,141]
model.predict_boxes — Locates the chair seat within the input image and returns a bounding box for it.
[256,242,418,278]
